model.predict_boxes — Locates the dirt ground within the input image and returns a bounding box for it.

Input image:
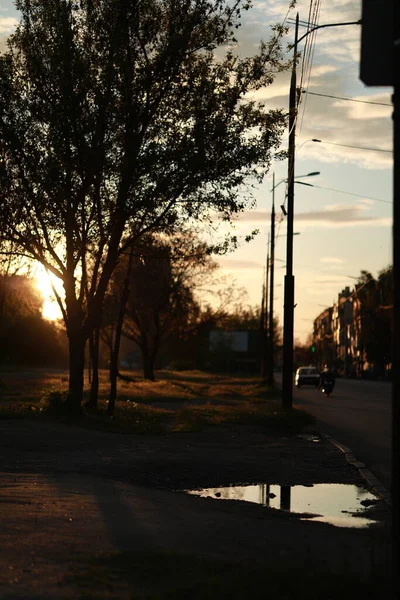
[0,419,392,599]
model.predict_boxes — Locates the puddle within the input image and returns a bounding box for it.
[186,483,380,528]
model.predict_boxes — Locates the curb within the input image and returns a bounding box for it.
[322,433,392,507]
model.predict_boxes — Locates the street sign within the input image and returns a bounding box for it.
[360,0,393,86]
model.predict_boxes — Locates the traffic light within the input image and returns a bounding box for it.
[311,345,316,353]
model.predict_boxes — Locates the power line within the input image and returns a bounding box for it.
[318,140,392,153]
[303,90,391,106]
[300,183,392,204]
[297,0,322,136]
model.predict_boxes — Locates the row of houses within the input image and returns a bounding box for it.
[313,285,391,378]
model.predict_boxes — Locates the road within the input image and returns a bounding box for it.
[276,376,392,491]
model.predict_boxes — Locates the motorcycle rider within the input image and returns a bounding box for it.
[318,363,335,391]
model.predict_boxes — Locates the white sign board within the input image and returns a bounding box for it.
[209,330,249,353]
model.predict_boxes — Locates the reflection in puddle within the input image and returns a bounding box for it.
[186,484,379,528]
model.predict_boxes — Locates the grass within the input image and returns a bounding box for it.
[65,549,390,600]
[0,367,315,435]
[172,402,313,433]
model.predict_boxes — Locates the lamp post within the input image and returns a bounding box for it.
[281,14,362,411]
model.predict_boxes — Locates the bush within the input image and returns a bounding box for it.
[39,389,69,414]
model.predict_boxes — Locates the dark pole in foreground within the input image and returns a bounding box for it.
[392,0,399,590]
[281,14,299,410]
[281,16,361,410]
[267,174,275,386]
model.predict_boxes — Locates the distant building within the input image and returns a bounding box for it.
[313,306,334,368]
[332,287,354,376]
[313,286,370,377]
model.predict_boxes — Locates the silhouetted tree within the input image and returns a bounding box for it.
[0,274,67,366]
[0,0,289,413]
[102,232,215,393]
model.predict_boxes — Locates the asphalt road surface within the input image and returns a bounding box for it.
[277,376,392,491]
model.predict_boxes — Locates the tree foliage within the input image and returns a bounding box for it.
[0,0,289,409]
[107,232,217,379]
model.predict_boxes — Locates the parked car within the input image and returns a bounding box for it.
[295,366,319,388]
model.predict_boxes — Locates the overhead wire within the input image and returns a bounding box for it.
[303,90,392,106]
[298,183,392,204]
[284,1,322,211]
[297,0,323,136]
[315,140,392,153]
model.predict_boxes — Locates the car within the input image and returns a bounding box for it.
[295,366,319,388]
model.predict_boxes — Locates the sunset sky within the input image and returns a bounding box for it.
[216,0,392,342]
[0,1,393,340]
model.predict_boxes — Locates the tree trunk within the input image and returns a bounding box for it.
[108,340,119,416]
[107,249,134,416]
[142,340,155,381]
[88,327,100,408]
[88,337,92,384]
[65,332,86,415]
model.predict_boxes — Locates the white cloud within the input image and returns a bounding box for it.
[295,204,392,227]
[235,210,270,222]
[309,64,338,78]
[235,2,392,171]
[217,258,263,270]
[333,97,392,121]
[319,257,345,264]
[0,17,17,34]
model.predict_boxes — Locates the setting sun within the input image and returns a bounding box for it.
[34,266,64,321]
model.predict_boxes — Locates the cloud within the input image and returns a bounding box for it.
[310,277,350,285]
[235,210,270,223]
[295,204,392,227]
[252,75,392,170]
[333,94,392,121]
[233,2,392,172]
[0,17,17,35]
[216,258,263,270]
[230,201,392,229]
[320,257,345,264]
[309,64,338,78]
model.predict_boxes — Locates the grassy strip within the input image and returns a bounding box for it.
[0,369,315,435]
[172,402,314,433]
[0,394,314,435]
[66,550,389,600]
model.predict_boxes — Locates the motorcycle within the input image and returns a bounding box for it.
[321,379,334,396]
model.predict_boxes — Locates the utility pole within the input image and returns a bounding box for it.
[267,173,276,386]
[281,14,298,409]
[281,15,362,410]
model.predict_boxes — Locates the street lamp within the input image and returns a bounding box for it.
[281,14,361,411]
[276,233,301,239]
[280,176,321,212]
[273,172,320,192]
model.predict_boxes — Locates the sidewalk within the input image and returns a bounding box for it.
[0,420,392,599]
